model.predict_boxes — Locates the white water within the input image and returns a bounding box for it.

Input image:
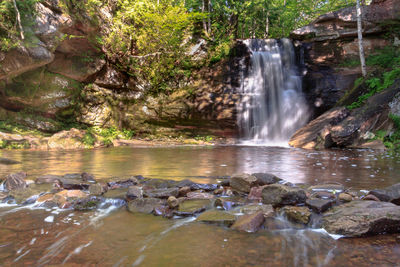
[238,39,309,146]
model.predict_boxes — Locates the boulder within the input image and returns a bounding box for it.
[186,192,214,200]
[282,206,312,225]
[127,198,165,214]
[103,188,128,199]
[306,198,333,213]
[196,210,236,226]
[126,186,143,200]
[230,173,258,193]
[261,184,307,206]
[89,184,104,196]
[231,211,265,233]
[167,196,179,209]
[36,174,63,184]
[178,186,191,197]
[4,172,27,191]
[322,201,400,237]
[74,197,101,211]
[144,187,179,198]
[252,173,282,185]
[248,186,268,201]
[235,204,275,218]
[174,199,211,216]
[369,183,400,205]
[363,194,381,201]
[338,193,353,203]
[48,128,86,150]
[107,178,138,189]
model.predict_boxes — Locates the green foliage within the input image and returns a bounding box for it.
[194,135,214,142]
[0,0,39,51]
[338,57,360,68]
[347,47,400,110]
[374,114,400,152]
[82,129,96,147]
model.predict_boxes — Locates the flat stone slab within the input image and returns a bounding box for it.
[127,198,165,214]
[174,199,211,216]
[322,201,400,237]
[262,184,306,206]
[306,198,333,213]
[231,211,265,233]
[103,188,128,199]
[144,187,179,198]
[369,183,400,205]
[196,210,236,226]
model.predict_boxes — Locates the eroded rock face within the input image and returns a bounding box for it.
[322,201,400,237]
[261,184,307,206]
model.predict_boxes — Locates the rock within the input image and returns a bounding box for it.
[312,191,336,200]
[4,172,27,191]
[231,211,265,233]
[58,178,91,190]
[174,199,211,216]
[103,188,128,199]
[175,179,195,188]
[36,193,55,203]
[308,184,344,193]
[167,196,179,209]
[54,189,88,208]
[261,184,307,206]
[190,183,218,192]
[236,204,275,218]
[107,178,138,189]
[196,210,236,226]
[248,186,268,201]
[186,192,214,199]
[0,158,20,165]
[144,187,179,198]
[36,174,62,184]
[141,178,177,189]
[338,193,353,202]
[127,198,165,214]
[126,186,143,200]
[178,186,191,197]
[153,205,174,218]
[322,201,400,237]
[213,188,224,195]
[369,183,400,204]
[8,188,40,204]
[363,194,381,201]
[74,197,101,211]
[306,198,333,213]
[89,184,104,196]
[230,173,258,193]
[48,128,86,150]
[282,206,312,225]
[252,173,282,185]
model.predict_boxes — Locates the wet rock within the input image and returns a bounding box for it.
[322,201,400,237]
[306,198,333,213]
[126,186,143,200]
[89,184,105,196]
[312,191,336,200]
[127,198,165,214]
[144,187,179,198]
[338,193,353,202]
[174,199,211,216]
[196,210,236,226]
[48,128,86,150]
[0,192,9,201]
[236,204,275,218]
[252,173,282,185]
[74,197,102,211]
[231,211,265,233]
[262,184,307,206]
[81,172,95,182]
[9,188,40,204]
[4,172,27,191]
[186,192,214,199]
[190,183,218,192]
[103,188,128,199]
[107,178,138,189]
[218,178,230,187]
[54,190,88,208]
[36,193,55,203]
[282,206,312,225]
[167,196,179,209]
[175,179,195,188]
[153,206,174,218]
[141,179,176,189]
[178,186,191,197]
[35,174,62,184]
[369,183,400,205]
[58,178,91,190]
[213,188,224,195]
[248,186,268,201]
[363,194,381,201]
[0,158,20,165]
[230,173,258,193]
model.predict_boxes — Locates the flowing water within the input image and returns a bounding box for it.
[1,146,400,266]
[237,39,309,145]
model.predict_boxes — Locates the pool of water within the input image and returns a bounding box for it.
[1,145,400,266]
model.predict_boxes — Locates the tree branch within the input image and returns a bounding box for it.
[12,0,24,40]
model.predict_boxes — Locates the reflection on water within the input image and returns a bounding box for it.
[1,208,400,266]
[1,146,400,266]
[1,146,400,189]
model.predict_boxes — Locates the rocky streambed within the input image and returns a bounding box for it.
[2,171,400,238]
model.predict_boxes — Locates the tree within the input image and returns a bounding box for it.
[356,0,367,77]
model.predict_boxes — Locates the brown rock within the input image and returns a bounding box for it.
[186,192,214,199]
[248,186,267,201]
[126,186,143,200]
[89,184,104,196]
[363,194,381,201]
[231,211,265,233]
[339,193,353,202]
[4,172,27,191]
[213,188,224,195]
[178,186,191,197]
[282,206,312,225]
[230,173,258,193]
[167,196,179,209]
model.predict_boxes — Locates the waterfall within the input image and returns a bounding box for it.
[237,38,309,146]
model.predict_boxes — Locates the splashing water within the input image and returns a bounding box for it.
[238,38,309,146]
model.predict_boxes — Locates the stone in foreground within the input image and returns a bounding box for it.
[262,184,306,206]
[174,199,211,216]
[306,198,333,213]
[252,173,282,185]
[231,211,265,233]
[369,183,400,205]
[4,172,27,191]
[196,210,236,226]
[322,201,400,237]
[230,173,258,193]
[282,206,311,225]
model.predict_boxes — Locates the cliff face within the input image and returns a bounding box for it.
[292,0,400,117]
[0,1,243,138]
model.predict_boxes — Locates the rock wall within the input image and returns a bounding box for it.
[292,0,400,117]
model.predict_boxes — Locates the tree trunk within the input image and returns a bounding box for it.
[356,0,367,77]
[12,0,24,40]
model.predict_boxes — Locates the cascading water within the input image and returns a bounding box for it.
[237,38,309,146]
